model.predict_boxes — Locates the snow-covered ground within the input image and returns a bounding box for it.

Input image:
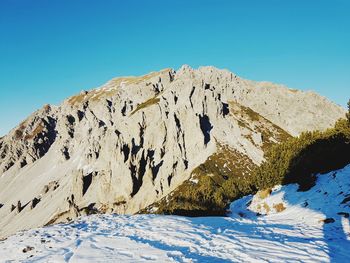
[1,165,350,262]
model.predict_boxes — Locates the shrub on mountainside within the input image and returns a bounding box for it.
[253,118,350,191]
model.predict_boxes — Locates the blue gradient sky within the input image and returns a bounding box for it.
[0,0,349,135]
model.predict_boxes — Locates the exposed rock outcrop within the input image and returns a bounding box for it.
[0,65,345,238]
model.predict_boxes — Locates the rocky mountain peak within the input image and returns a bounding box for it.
[0,66,346,238]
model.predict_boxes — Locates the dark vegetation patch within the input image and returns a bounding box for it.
[253,118,350,191]
[142,145,257,216]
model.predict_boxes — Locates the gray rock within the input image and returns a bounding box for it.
[0,66,345,238]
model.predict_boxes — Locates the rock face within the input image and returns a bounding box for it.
[0,65,345,238]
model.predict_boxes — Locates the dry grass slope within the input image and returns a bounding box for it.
[130,97,160,115]
[229,102,291,152]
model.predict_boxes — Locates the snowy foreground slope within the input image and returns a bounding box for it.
[1,165,350,263]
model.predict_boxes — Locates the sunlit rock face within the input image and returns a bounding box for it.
[0,65,345,238]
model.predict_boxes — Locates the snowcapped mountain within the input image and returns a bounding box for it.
[0,65,346,238]
[1,164,350,262]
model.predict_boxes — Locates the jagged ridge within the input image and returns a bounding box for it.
[0,65,345,238]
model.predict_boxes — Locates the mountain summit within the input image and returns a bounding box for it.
[0,66,345,238]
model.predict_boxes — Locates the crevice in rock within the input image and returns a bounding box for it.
[122,144,130,162]
[173,161,178,170]
[66,115,75,126]
[106,99,112,112]
[168,71,174,82]
[138,151,147,185]
[189,86,196,108]
[153,83,160,94]
[68,129,74,139]
[160,147,166,159]
[62,146,70,160]
[222,102,229,116]
[174,94,178,104]
[178,143,185,156]
[147,148,163,181]
[5,161,15,171]
[114,129,121,137]
[174,113,181,131]
[129,150,147,197]
[139,124,145,147]
[131,138,141,157]
[151,160,164,181]
[20,159,27,168]
[77,110,85,121]
[160,180,164,194]
[160,124,167,159]
[129,164,137,195]
[202,95,208,114]
[183,159,188,169]
[167,174,173,187]
[17,201,23,213]
[98,120,106,128]
[82,173,93,196]
[147,149,155,160]
[0,144,8,159]
[121,101,127,116]
[181,133,188,168]
[30,197,40,209]
[199,114,213,145]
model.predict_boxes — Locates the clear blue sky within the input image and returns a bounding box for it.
[0,0,349,136]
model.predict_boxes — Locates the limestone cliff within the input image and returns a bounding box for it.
[0,65,345,238]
